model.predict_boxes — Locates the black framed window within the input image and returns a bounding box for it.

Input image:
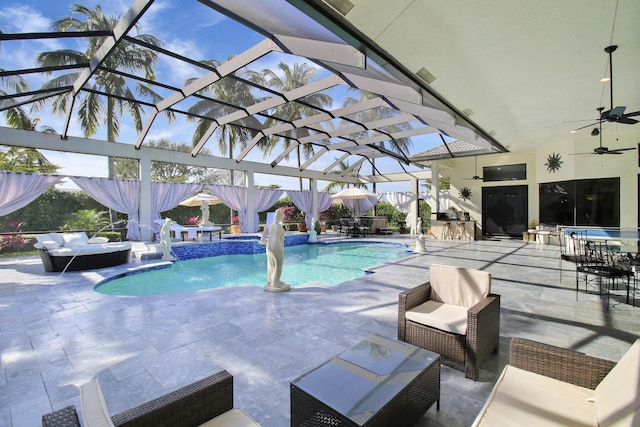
[539,178,620,226]
[482,163,526,182]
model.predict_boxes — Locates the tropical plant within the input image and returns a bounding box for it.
[0,145,59,173]
[183,216,200,226]
[63,209,110,230]
[113,138,217,181]
[186,58,260,184]
[0,221,28,253]
[323,159,354,191]
[253,62,333,189]
[342,90,413,156]
[34,4,172,180]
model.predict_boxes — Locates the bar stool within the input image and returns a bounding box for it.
[441,222,454,239]
[456,222,470,240]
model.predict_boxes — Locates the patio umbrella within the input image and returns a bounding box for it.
[179,193,222,207]
[330,187,379,217]
[179,193,222,226]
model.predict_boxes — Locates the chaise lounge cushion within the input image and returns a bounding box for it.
[473,365,595,426]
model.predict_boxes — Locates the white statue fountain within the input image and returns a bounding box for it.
[260,209,290,292]
[200,200,214,226]
[160,217,177,260]
[413,216,427,253]
[308,216,318,243]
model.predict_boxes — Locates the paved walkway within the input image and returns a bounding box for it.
[1,235,639,426]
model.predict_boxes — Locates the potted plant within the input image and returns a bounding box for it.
[296,212,307,232]
[230,215,240,234]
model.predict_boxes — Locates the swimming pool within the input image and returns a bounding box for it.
[96,242,409,296]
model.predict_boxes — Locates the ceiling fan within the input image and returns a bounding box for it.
[574,108,636,155]
[573,45,640,132]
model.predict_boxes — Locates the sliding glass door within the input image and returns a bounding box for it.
[539,178,620,227]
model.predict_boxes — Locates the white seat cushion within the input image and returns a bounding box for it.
[62,232,90,247]
[198,408,261,427]
[34,234,60,250]
[406,300,469,335]
[80,379,115,427]
[595,339,640,426]
[429,264,491,307]
[88,236,110,244]
[472,365,595,426]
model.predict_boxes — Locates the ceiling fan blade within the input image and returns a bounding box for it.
[608,106,627,118]
[610,147,636,152]
[572,121,601,131]
[624,110,640,118]
[617,116,639,125]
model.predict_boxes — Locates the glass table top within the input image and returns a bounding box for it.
[291,334,439,425]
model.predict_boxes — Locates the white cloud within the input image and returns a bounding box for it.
[0,4,50,32]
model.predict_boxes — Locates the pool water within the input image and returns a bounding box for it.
[96,242,409,296]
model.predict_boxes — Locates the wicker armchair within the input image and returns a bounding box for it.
[398,264,500,380]
[42,370,259,427]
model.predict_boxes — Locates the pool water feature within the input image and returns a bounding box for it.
[96,242,408,296]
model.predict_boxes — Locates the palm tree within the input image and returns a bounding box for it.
[323,159,355,191]
[34,4,170,178]
[186,59,262,186]
[342,90,413,155]
[1,52,58,173]
[258,62,333,189]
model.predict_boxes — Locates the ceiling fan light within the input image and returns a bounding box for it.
[591,128,600,136]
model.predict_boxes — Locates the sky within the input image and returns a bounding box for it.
[1,0,440,194]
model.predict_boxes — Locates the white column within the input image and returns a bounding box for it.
[410,178,419,233]
[431,161,440,214]
[311,177,318,226]
[245,170,255,232]
[139,153,152,241]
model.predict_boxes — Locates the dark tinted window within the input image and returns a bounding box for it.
[539,178,620,226]
[482,163,526,182]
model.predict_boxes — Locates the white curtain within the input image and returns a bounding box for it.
[71,177,141,240]
[152,181,201,234]
[0,171,62,216]
[252,188,284,232]
[339,196,379,217]
[207,184,248,231]
[424,189,450,211]
[385,191,416,225]
[317,192,333,214]
[286,190,313,228]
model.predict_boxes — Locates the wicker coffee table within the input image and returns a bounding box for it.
[290,334,440,427]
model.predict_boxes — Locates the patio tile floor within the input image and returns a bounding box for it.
[1,235,639,426]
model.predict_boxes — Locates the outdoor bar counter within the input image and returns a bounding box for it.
[430,219,476,240]
[358,216,389,233]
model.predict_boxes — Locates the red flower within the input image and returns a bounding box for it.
[232,216,239,224]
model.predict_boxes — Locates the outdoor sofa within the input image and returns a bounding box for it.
[398,264,500,380]
[35,232,131,272]
[472,337,640,426]
[41,370,261,427]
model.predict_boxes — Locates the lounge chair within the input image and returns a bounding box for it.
[398,264,501,380]
[42,370,260,427]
